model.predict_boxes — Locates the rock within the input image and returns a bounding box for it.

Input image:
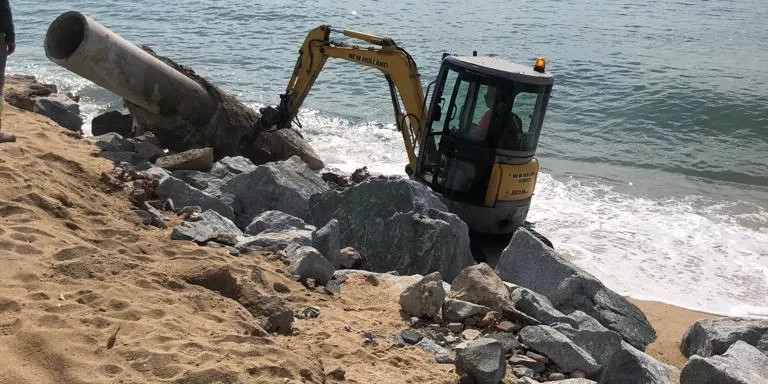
[681,317,768,358]
[527,351,550,364]
[236,230,313,253]
[552,311,623,367]
[485,333,523,353]
[518,325,601,375]
[33,94,83,132]
[308,178,474,281]
[155,176,234,220]
[449,264,533,323]
[156,147,214,171]
[436,350,457,364]
[461,329,482,341]
[455,338,506,384]
[496,320,519,333]
[509,355,546,373]
[273,282,291,293]
[399,272,446,319]
[416,336,452,357]
[516,378,539,384]
[128,132,164,161]
[327,367,345,381]
[680,341,768,384]
[443,299,491,323]
[398,329,423,345]
[210,156,257,179]
[92,110,134,137]
[223,156,330,228]
[101,151,141,165]
[300,306,321,319]
[89,132,133,152]
[339,247,363,269]
[250,128,325,170]
[266,307,294,335]
[312,219,341,269]
[140,201,166,228]
[288,246,335,285]
[245,210,307,236]
[3,74,56,111]
[171,210,243,245]
[543,380,596,384]
[510,286,578,327]
[512,365,535,379]
[548,373,567,381]
[172,170,219,191]
[183,266,240,299]
[600,341,675,384]
[497,228,656,350]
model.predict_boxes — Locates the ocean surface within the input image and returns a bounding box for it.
[10,0,767,317]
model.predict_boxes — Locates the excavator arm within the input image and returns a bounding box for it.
[259,25,425,171]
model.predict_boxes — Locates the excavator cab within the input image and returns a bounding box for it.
[415,55,553,234]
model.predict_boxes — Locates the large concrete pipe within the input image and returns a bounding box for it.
[44,11,217,126]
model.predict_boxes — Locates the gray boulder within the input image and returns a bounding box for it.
[455,338,506,384]
[340,247,363,269]
[308,178,474,281]
[484,333,523,353]
[89,132,133,152]
[223,156,330,228]
[172,170,219,191]
[210,156,257,179]
[171,210,243,245]
[399,272,446,319]
[91,110,133,137]
[140,201,166,228]
[600,341,675,384]
[245,210,307,236]
[100,151,139,165]
[681,341,768,384]
[442,299,491,323]
[510,286,578,328]
[518,325,601,375]
[681,317,768,358]
[312,219,341,269]
[497,228,656,350]
[127,132,164,161]
[552,311,623,367]
[155,176,234,219]
[288,246,335,285]
[33,94,83,132]
[156,147,214,171]
[235,230,313,253]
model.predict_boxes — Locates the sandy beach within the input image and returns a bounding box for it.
[0,105,722,383]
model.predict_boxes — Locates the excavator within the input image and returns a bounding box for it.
[259,25,554,251]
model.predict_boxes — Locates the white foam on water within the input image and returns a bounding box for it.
[528,172,768,317]
[294,108,409,176]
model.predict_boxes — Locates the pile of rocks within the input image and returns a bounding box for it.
[4,74,84,132]
[391,259,677,384]
[678,317,768,383]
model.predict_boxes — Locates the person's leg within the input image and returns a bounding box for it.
[0,32,14,143]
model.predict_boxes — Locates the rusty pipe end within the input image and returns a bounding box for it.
[45,11,87,61]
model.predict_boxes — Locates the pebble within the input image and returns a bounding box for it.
[496,320,519,333]
[301,306,321,319]
[526,351,549,364]
[305,278,317,289]
[548,372,567,381]
[399,329,423,345]
[273,282,291,293]
[461,329,482,341]
[327,367,345,380]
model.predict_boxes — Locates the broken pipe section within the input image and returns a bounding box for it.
[44,11,324,170]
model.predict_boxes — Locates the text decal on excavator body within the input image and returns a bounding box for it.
[348,53,389,69]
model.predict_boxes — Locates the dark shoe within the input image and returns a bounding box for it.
[0,133,16,143]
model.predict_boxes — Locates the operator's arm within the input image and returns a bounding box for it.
[0,0,14,54]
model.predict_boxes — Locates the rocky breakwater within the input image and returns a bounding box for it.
[86,128,700,383]
[384,260,680,384]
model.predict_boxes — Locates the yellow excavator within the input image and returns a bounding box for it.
[260,25,554,240]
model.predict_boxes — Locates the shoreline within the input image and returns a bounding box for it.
[629,299,720,369]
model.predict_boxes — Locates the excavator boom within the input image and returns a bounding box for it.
[260,25,425,170]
